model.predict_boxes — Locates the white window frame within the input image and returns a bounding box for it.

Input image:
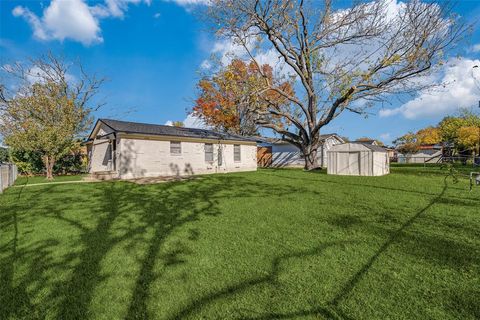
[205,143,213,162]
[234,144,241,162]
[170,141,182,155]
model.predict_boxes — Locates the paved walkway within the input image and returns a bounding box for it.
[12,180,99,188]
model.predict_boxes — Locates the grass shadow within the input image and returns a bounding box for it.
[328,178,449,311]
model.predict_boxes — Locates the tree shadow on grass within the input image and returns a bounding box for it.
[44,178,227,319]
[123,175,327,319]
[168,177,456,320]
[0,184,57,319]
[1,171,473,320]
[327,179,449,313]
[1,173,320,319]
[170,241,356,320]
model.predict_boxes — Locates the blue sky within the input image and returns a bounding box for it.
[1,0,480,144]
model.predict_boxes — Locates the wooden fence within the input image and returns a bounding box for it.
[257,146,272,167]
[0,163,18,193]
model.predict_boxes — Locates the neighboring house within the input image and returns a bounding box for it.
[354,139,379,146]
[259,134,344,168]
[327,142,389,176]
[85,119,258,179]
[384,146,397,162]
[398,144,442,164]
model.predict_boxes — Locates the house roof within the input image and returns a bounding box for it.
[258,133,343,145]
[418,144,442,150]
[90,119,259,142]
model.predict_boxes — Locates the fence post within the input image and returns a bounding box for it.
[0,165,3,193]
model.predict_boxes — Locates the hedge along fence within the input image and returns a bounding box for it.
[0,163,18,193]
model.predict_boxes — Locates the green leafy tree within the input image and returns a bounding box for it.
[394,132,419,155]
[0,147,9,163]
[457,126,480,156]
[0,53,104,179]
[416,126,441,145]
[439,110,480,153]
[439,116,467,143]
[9,149,44,175]
[172,121,184,127]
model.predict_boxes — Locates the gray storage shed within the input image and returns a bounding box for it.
[327,143,389,176]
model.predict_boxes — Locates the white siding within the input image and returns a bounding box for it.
[373,151,390,175]
[90,140,112,172]
[327,143,389,176]
[268,136,343,168]
[271,144,304,167]
[116,138,257,179]
[88,123,117,173]
[400,150,442,163]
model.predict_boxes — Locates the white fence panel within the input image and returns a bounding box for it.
[0,163,18,193]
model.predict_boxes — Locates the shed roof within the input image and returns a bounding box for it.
[354,142,387,152]
[89,119,259,142]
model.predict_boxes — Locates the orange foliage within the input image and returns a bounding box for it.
[193,59,293,135]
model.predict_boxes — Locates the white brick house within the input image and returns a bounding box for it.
[85,119,258,179]
[259,134,344,168]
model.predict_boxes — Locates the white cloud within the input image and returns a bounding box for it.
[153,12,161,19]
[91,0,150,18]
[470,44,480,53]
[13,0,102,45]
[12,0,151,46]
[184,114,209,129]
[165,0,210,6]
[379,58,480,119]
[164,114,209,129]
[379,133,392,142]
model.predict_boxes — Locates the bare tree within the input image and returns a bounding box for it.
[0,53,105,179]
[207,0,467,169]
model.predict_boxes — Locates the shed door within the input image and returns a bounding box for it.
[348,152,360,175]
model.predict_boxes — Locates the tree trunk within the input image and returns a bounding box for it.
[43,155,55,180]
[303,142,320,171]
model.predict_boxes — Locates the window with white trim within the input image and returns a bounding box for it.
[234,144,241,162]
[170,141,181,155]
[205,143,213,162]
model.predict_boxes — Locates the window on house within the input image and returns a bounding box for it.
[234,144,241,162]
[205,143,213,162]
[170,141,181,155]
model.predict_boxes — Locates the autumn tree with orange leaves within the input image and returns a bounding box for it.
[193,59,293,136]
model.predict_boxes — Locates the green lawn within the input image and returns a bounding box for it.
[1,168,479,319]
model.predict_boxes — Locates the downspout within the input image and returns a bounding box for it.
[113,132,117,173]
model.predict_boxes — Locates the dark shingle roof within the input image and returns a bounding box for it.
[258,133,342,144]
[97,119,258,142]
